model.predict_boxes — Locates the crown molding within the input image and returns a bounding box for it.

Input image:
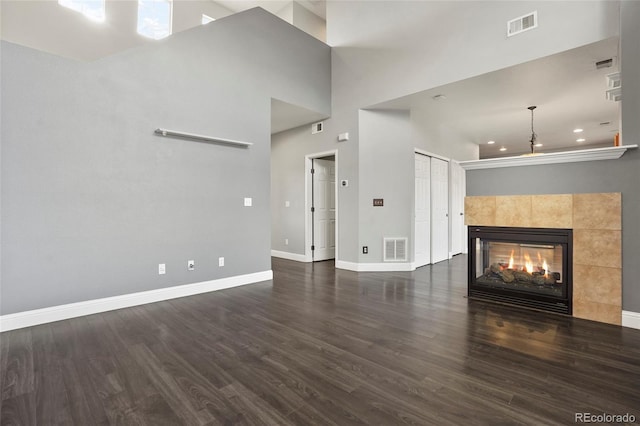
[459,145,637,170]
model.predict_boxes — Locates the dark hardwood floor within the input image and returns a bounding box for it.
[2,255,640,425]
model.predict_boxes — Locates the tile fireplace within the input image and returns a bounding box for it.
[464,193,621,325]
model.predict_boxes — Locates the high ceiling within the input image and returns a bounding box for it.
[370,37,620,158]
[215,0,326,19]
[3,0,617,153]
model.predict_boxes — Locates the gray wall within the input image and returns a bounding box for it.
[1,8,331,315]
[358,110,412,262]
[270,94,360,262]
[270,1,621,266]
[270,125,311,256]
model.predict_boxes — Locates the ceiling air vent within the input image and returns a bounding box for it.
[507,11,538,37]
[596,58,614,70]
[383,238,408,262]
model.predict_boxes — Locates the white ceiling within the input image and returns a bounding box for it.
[371,37,621,158]
[271,99,328,134]
[215,0,326,19]
[4,0,615,146]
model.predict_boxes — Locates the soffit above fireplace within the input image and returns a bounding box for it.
[459,144,637,170]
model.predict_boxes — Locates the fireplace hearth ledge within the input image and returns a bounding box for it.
[459,145,637,170]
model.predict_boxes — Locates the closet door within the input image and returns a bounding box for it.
[431,157,449,264]
[450,161,466,256]
[414,153,431,268]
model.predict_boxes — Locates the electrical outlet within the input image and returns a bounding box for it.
[158,263,166,275]
[244,197,252,207]
[218,257,225,267]
[187,260,195,271]
[363,246,368,254]
[285,238,289,245]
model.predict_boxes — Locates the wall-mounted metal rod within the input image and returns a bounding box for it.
[154,128,252,148]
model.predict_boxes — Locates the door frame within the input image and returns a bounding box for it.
[305,150,339,262]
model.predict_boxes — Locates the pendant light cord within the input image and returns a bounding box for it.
[528,106,537,154]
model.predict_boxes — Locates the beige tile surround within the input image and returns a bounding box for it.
[465,193,622,325]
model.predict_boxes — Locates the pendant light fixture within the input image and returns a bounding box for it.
[528,105,537,154]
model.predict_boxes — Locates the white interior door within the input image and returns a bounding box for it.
[431,157,449,264]
[414,153,431,268]
[450,161,465,256]
[312,158,336,261]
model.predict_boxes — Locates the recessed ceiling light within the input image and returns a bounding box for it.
[576,138,586,142]
[487,140,495,144]
[573,128,583,133]
[535,143,543,147]
[499,147,507,151]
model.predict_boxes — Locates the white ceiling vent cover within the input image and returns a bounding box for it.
[384,238,408,262]
[311,121,324,134]
[507,11,538,37]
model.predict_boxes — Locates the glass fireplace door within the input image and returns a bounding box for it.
[474,240,565,298]
[468,227,572,315]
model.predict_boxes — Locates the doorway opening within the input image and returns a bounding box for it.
[305,150,338,262]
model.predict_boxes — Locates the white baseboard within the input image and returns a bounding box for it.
[271,250,310,263]
[335,260,416,272]
[622,310,640,330]
[0,270,273,333]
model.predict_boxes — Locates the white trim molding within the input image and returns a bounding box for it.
[271,250,311,263]
[0,270,273,332]
[458,145,638,170]
[336,260,416,272]
[415,148,450,163]
[622,310,640,330]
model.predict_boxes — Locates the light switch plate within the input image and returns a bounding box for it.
[244,197,252,207]
[158,263,166,275]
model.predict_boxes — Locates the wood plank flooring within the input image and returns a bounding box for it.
[2,255,640,425]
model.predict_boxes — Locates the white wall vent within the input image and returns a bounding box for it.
[311,121,324,134]
[507,11,538,37]
[383,238,408,262]
[606,72,622,101]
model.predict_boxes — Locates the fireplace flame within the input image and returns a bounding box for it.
[504,249,551,276]
[523,253,534,273]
